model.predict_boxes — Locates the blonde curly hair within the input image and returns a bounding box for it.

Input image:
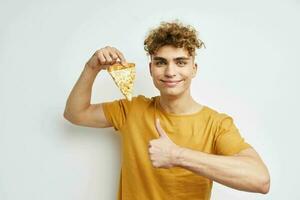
[144,20,205,57]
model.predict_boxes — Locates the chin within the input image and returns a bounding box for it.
[154,80,190,97]
[159,88,186,97]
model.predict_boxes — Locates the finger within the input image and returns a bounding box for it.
[114,49,127,66]
[107,52,119,65]
[149,147,157,154]
[102,50,113,64]
[155,118,169,139]
[106,47,118,61]
[109,52,119,61]
[97,52,106,65]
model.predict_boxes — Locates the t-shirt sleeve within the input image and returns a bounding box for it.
[213,114,252,155]
[102,98,133,131]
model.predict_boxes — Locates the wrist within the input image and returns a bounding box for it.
[171,146,186,167]
[84,63,101,74]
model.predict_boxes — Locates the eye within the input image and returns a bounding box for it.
[177,61,187,66]
[155,61,166,66]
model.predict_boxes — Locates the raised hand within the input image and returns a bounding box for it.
[85,46,127,72]
[148,118,183,168]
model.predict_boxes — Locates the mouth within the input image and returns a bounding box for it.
[160,79,183,87]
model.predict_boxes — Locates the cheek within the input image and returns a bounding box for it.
[182,71,194,80]
[152,70,163,80]
[182,73,194,86]
[151,73,162,86]
[183,79,192,87]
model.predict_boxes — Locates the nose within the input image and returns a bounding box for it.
[164,64,176,78]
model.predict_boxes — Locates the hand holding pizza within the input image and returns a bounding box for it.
[86,46,127,71]
[85,46,136,100]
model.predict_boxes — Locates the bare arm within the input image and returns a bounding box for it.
[149,119,270,194]
[63,46,126,128]
[173,147,270,194]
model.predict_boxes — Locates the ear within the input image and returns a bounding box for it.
[149,62,152,77]
[192,63,198,78]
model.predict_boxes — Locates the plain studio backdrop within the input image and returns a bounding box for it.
[0,0,299,199]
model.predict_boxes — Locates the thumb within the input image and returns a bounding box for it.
[155,118,170,139]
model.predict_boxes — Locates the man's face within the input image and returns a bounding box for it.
[149,45,197,98]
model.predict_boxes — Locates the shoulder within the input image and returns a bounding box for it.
[115,95,157,111]
[202,105,234,125]
[132,94,152,102]
[131,94,157,105]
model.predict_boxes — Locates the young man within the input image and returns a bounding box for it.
[63,21,270,200]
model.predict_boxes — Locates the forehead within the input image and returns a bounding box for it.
[151,45,191,60]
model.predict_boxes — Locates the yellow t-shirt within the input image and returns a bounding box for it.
[102,95,251,200]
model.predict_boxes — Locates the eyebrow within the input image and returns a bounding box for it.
[153,56,190,61]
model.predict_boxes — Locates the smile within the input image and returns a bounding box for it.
[161,80,183,87]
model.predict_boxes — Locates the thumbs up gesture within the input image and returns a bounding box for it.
[148,118,184,168]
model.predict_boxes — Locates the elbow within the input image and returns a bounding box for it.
[63,110,81,125]
[63,110,72,121]
[260,178,270,194]
[258,174,270,194]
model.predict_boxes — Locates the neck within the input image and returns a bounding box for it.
[158,92,200,115]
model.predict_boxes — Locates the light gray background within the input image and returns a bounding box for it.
[1,0,299,199]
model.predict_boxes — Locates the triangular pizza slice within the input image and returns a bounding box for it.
[107,62,136,101]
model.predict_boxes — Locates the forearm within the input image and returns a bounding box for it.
[64,64,101,118]
[174,147,269,193]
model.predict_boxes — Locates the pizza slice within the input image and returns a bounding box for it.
[107,62,136,101]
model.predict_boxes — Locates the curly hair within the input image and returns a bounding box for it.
[144,20,205,57]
